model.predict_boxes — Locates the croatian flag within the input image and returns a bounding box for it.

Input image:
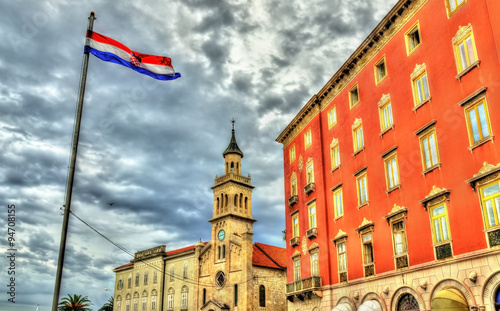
[84,31,181,81]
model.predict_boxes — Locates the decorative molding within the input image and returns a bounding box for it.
[352,118,362,130]
[308,242,319,252]
[292,250,301,258]
[384,204,408,223]
[333,229,348,243]
[410,63,426,80]
[419,186,451,210]
[380,146,398,158]
[298,155,304,172]
[378,93,391,108]
[457,86,487,107]
[302,236,308,255]
[452,23,473,45]
[355,218,374,233]
[465,162,500,191]
[414,120,437,136]
[330,137,339,148]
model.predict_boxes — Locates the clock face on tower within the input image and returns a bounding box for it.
[218,229,226,241]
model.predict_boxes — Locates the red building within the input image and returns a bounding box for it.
[276,0,500,310]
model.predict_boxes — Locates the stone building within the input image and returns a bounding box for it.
[113,124,287,311]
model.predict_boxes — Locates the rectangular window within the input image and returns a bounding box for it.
[333,188,343,218]
[328,106,337,128]
[167,295,173,310]
[455,33,477,73]
[430,203,451,243]
[446,0,466,16]
[311,252,319,276]
[349,84,360,108]
[291,176,297,196]
[331,144,340,168]
[308,204,317,228]
[305,129,312,149]
[362,232,374,264]
[374,57,387,84]
[384,153,400,189]
[181,292,188,309]
[356,172,369,206]
[392,221,407,255]
[337,241,347,272]
[293,258,301,281]
[480,180,500,229]
[290,144,296,163]
[306,162,314,184]
[292,214,299,237]
[379,101,394,132]
[465,99,492,145]
[353,125,364,152]
[419,129,440,170]
[406,22,421,54]
[413,71,430,106]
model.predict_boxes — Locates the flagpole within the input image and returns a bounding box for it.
[51,11,96,311]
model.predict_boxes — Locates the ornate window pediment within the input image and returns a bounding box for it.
[419,185,451,211]
[465,162,500,192]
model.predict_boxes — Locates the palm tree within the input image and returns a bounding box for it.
[58,294,93,311]
[98,297,113,311]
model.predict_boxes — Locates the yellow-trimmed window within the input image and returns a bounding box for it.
[362,232,374,265]
[328,106,337,128]
[454,30,478,73]
[374,56,387,84]
[310,252,319,276]
[430,203,451,243]
[292,214,299,238]
[331,144,340,169]
[405,22,421,54]
[480,180,500,229]
[419,128,440,170]
[465,98,492,145]
[289,144,296,163]
[306,161,314,184]
[392,220,407,255]
[293,257,301,281]
[349,84,360,108]
[291,174,297,196]
[384,153,400,189]
[353,124,364,152]
[446,0,466,16]
[337,241,347,272]
[412,71,430,106]
[308,203,317,229]
[333,188,343,218]
[356,172,369,206]
[304,129,312,149]
[379,100,394,132]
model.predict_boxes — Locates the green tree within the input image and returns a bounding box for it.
[98,297,113,311]
[58,294,93,311]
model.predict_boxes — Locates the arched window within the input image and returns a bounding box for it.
[167,288,175,310]
[202,288,207,305]
[225,194,228,207]
[153,270,158,284]
[169,265,175,281]
[183,262,188,278]
[495,286,500,311]
[151,290,157,311]
[141,290,147,311]
[234,194,238,207]
[116,296,122,311]
[245,197,248,212]
[135,273,140,286]
[234,284,238,306]
[125,294,131,311]
[259,285,266,307]
[133,292,139,311]
[181,286,189,310]
[128,274,132,288]
[144,270,148,285]
[231,162,235,172]
[117,278,123,290]
[398,293,420,311]
[222,245,226,259]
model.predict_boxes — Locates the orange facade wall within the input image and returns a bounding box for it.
[281,0,500,286]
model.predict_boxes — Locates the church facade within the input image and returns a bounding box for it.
[112,125,287,311]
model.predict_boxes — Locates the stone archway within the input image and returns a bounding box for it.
[482,270,500,311]
[429,279,476,311]
[391,286,426,311]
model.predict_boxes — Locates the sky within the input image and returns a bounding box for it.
[0,0,399,310]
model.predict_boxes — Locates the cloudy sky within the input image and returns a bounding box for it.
[0,0,399,310]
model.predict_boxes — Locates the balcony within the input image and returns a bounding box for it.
[290,237,300,247]
[306,227,317,239]
[288,195,299,206]
[304,182,315,195]
[286,276,322,301]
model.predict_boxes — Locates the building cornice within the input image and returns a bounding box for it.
[276,0,428,148]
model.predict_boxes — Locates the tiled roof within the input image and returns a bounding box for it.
[252,242,286,270]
